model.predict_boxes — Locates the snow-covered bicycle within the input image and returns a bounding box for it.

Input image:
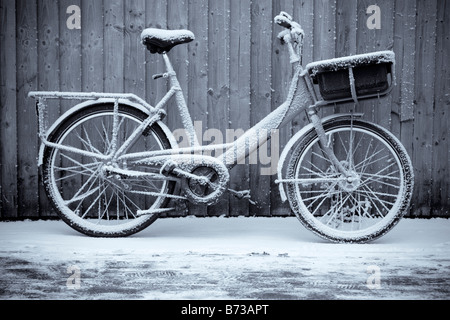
[29,12,413,242]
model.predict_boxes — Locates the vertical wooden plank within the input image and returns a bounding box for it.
[124,0,146,97]
[335,0,357,57]
[38,1,60,105]
[145,2,189,218]
[207,0,230,217]
[166,0,190,216]
[187,0,209,217]
[16,0,39,218]
[313,0,336,61]
[122,0,148,213]
[188,0,208,123]
[392,0,416,124]
[286,1,314,192]
[37,0,60,217]
[167,0,189,145]
[58,0,81,205]
[432,0,449,216]
[250,0,272,216]
[0,0,18,218]
[145,1,167,105]
[59,0,81,112]
[295,0,314,65]
[80,0,104,219]
[82,0,103,93]
[334,0,357,116]
[375,1,395,130]
[309,0,336,198]
[314,0,336,120]
[329,0,357,168]
[392,0,416,216]
[227,0,252,216]
[356,0,394,127]
[356,0,377,122]
[271,0,293,216]
[356,1,393,128]
[290,0,314,132]
[413,0,437,216]
[104,0,124,93]
[273,2,315,216]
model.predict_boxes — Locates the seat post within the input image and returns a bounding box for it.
[161,52,175,75]
[161,53,200,147]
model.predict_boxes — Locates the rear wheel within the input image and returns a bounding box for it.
[42,103,176,237]
[286,119,413,243]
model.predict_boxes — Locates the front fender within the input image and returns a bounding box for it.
[37,98,177,166]
[277,112,363,202]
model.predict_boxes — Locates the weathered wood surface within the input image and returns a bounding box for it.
[0,0,448,218]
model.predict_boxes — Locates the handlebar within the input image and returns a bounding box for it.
[274,12,304,64]
[274,11,293,29]
[274,11,304,42]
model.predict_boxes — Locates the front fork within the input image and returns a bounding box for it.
[307,107,352,178]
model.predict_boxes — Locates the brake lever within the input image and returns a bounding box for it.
[279,11,293,21]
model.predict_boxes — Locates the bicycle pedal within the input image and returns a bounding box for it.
[228,188,257,205]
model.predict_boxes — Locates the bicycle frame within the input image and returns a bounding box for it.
[26,11,411,242]
[117,52,317,167]
[29,19,352,183]
[124,45,350,178]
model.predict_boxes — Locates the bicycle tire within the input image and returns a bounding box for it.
[42,103,176,237]
[286,118,413,243]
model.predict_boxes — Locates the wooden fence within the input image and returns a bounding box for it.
[0,0,448,219]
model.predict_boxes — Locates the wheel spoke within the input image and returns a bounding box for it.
[66,165,102,204]
[80,183,108,219]
[355,148,387,173]
[54,162,101,182]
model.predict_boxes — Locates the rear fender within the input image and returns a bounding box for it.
[277,112,363,202]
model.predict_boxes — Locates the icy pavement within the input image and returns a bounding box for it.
[0,217,449,300]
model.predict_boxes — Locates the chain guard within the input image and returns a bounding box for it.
[135,154,230,205]
[179,157,229,205]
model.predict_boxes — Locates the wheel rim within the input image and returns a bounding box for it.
[47,110,170,234]
[292,125,405,240]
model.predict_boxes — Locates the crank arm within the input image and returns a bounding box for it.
[228,188,257,205]
[136,207,175,217]
[275,177,345,185]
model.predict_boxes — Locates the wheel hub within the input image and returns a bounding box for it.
[339,171,360,192]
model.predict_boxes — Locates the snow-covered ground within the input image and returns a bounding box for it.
[0,217,449,300]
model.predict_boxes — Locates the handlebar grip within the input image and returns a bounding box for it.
[274,14,292,29]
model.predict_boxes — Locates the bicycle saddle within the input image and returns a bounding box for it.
[141,28,195,54]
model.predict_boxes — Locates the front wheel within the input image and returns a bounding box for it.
[286,118,413,243]
[42,103,176,237]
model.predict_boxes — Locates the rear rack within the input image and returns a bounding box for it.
[28,91,156,140]
[28,91,154,111]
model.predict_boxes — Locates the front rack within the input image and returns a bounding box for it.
[304,50,395,106]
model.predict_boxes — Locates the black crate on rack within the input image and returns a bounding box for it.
[306,51,395,102]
